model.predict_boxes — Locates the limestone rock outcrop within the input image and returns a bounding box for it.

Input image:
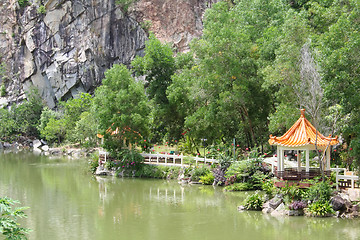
[0,0,217,108]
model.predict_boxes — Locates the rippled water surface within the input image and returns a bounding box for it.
[0,151,359,240]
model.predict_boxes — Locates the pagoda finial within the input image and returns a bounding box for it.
[300,109,305,118]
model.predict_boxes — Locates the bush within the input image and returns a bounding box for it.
[224,182,252,191]
[199,172,215,185]
[280,184,305,204]
[37,5,46,14]
[134,165,181,179]
[304,180,334,203]
[244,192,263,211]
[18,0,29,7]
[116,149,144,172]
[134,164,158,178]
[307,201,334,217]
[0,89,43,140]
[191,166,210,181]
[88,157,99,174]
[0,84,6,97]
[115,0,135,12]
[262,180,277,199]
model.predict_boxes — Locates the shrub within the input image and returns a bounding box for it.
[134,165,181,179]
[115,0,135,12]
[134,164,158,178]
[305,180,334,203]
[190,166,210,181]
[0,84,6,97]
[199,172,215,185]
[224,182,252,191]
[116,149,144,171]
[244,192,263,210]
[18,0,29,7]
[280,184,305,204]
[88,157,99,174]
[37,5,46,14]
[307,201,335,217]
[262,180,277,198]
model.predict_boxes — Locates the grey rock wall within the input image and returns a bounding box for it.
[1,0,147,108]
[0,0,216,108]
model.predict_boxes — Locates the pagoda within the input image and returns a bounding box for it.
[269,109,339,179]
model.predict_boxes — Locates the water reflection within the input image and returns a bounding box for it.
[0,151,360,240]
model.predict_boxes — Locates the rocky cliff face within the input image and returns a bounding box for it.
[0,0,216,108]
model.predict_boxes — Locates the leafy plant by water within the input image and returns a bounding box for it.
[0,197,30,239]
[304,180,333,203]
[262,180,277,199]
[307,201,334,217]
[244,192,263,211]
[199,172,215,185]
[224,182,252,191]
[191,166,210,182]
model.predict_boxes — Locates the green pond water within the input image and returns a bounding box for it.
[0,151,359,240]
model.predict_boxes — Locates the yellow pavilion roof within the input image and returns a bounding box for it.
[268,109,339,147]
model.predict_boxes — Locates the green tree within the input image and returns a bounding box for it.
[71,111,98,146]
[132,33,176,105]
[93,64,150,155]
[132,34,178,141]
[316,0,360,167]
[0,197,30,240]
[0,89,44,140]
[168,1,277,147]
[41,118,67,143]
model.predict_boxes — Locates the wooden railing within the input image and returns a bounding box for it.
[141,153,218,167]
[275,168,331,180]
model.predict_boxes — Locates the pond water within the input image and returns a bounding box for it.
[0,151,359,240]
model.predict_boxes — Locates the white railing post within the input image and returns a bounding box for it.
[336,168,339,190]
[165,155,167,164]
[181,154,183,167]
[157,153,159,164]
[173,154,175,164]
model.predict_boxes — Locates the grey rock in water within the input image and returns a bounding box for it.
[41,145,49,152]
[270,203,287,217]
[3,142,12,148]
[33,139,42,149]
[269,197,283,209]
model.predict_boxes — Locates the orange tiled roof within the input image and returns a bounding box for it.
[268,109,339,147]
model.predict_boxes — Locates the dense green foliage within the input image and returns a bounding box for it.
[0,197,29,240]
[224,158,268,191]
[199,172,215,185]
[18,0,29,8]
[1,0,360,171]
[0,90,43,141]
[244,192,264,211]
[93,64,150,156]
[39,93,95,145]
[132,34,179,140]
[303,179,334,203]
[307,201,335,217]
